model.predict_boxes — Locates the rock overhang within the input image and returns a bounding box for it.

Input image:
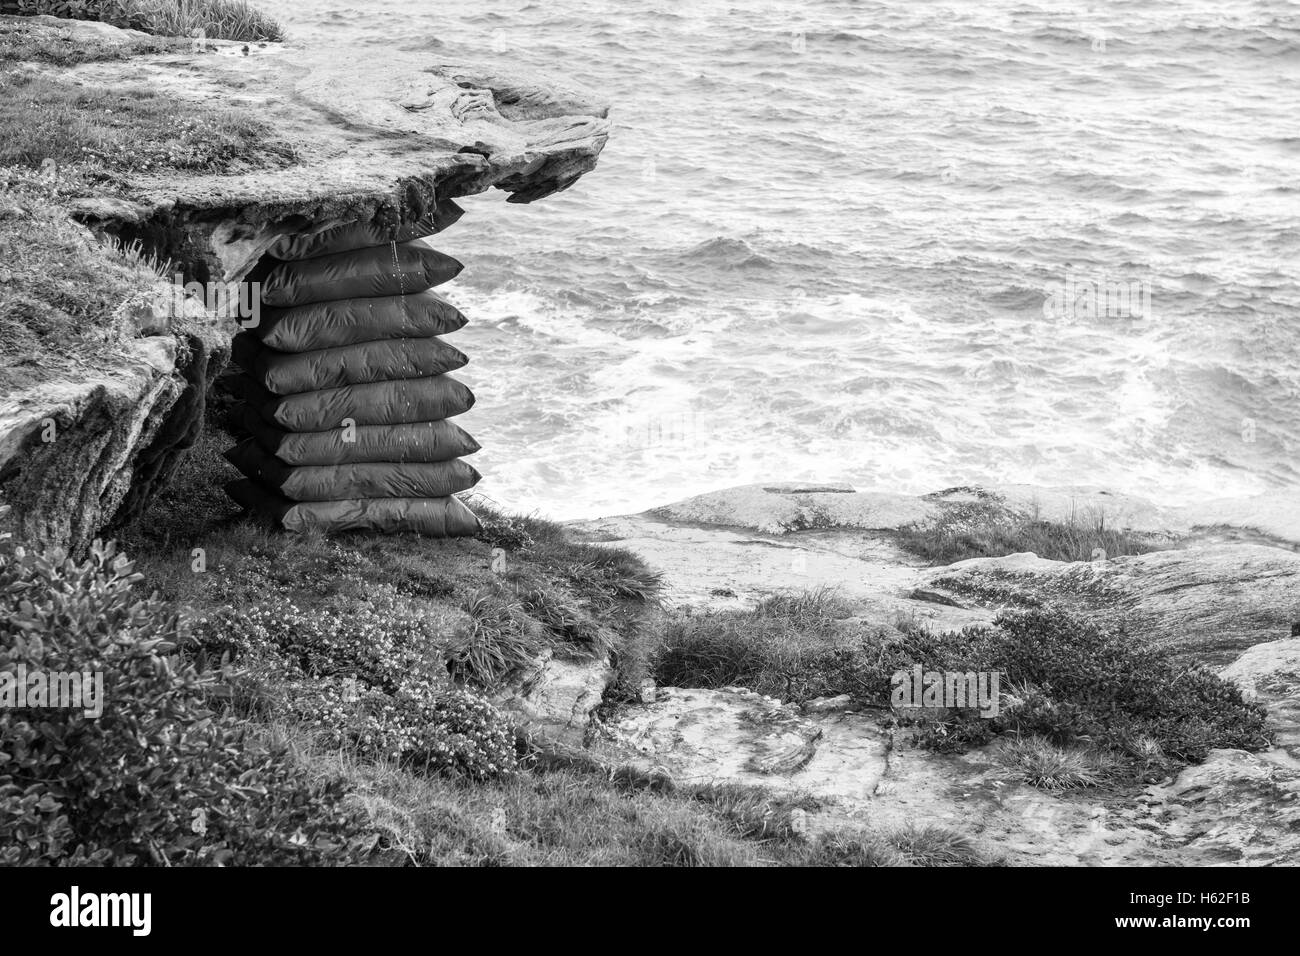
[0,15,611,548]
[22,19,611,279]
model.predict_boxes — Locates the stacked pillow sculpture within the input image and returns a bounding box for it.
[224,202,482,536]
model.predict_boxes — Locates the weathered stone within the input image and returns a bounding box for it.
[610,686,889,804]
[803,694,853,714]
[927,544,1300,665]
[632,481,1297,547]
[24,13,149,44]
[637,678,657,705]
[567,511,987,631]
[1146,749,1300,865]
[0,329,223,552]
[1220,637,1300,759]
[492,649,614,749]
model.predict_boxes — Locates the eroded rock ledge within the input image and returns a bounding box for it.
[0,15,610,549]
[63,49,611,282]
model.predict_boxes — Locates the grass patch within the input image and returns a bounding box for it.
[4,0,285,42]
[895,498,1166,566]
[995,737,1116,790]
[0,177,167,391]
[472,497,664,605]
[307,743,994,867]
[807,824,988,867]
[95,427,992,866]
[0,69,296,175]
[335,757,770,867]
[110,0,283,42]
[652,587,886,704]
[0,15,183,63]
[447,588,545,687]
[0,63,298,391]
[0,10,297,393]
[122,409,660,702]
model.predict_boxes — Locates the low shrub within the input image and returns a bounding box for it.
[0,540,374,865]
[898,608,1271,772]
[297,682,516,781]
[651,591,1269,783]
[652,592,889,704]
[189,586,518,779]
[191,584,448,693]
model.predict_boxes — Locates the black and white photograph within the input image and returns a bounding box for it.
[0,0,1293,927]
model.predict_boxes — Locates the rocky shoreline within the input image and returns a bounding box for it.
[535,482,1299,865]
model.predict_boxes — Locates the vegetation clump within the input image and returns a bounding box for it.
[894,497,1165,565]
[2,0,285,43]
[0,539,375,865]
[651,592,1270,786]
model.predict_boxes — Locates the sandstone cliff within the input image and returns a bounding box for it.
[0,14,609,550]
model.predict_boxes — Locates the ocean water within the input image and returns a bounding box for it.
[261,0,1300,520]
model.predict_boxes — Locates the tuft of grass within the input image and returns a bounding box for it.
[805,824,990,867]
[686,783,819,842]
[563,550,664,602]
[104,0,285,42]
[445,588,545,688]
[886,824,985,866]
[995,736,1114,790]
[99,233,174,279]
[516,585,614,657]
[896,500,1165,566]
[0,178,162,392]
[804,830,906,867]
[7,0,285,42]
[753,586,855,630]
